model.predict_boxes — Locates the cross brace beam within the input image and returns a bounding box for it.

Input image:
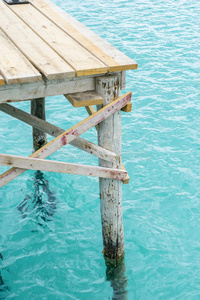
[0,154,127,180]
[0,102,117,162]
[0,92,132,188]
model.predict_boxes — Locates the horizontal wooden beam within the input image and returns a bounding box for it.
[0,91,132,187]
[0,76,95,103]
[65,90,103,107]
[0,103,117,162]
[0,153,127,181]
[0,72,125,103]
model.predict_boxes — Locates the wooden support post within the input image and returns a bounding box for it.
[84,104,130,184]
[31,98,47,150]
[96,75,124,260]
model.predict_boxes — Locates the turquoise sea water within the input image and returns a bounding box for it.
[0,0,200,298]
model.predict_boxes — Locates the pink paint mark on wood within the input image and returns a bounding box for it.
[0,92,132,187]
[71,129,79,136]
[61,135,67,146]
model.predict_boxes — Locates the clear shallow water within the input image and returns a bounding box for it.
[0,0,200,299]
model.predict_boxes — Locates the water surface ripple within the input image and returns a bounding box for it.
[0,0,200,299]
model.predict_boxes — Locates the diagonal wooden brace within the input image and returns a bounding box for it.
[0,154,127,181]
[0,103,117,162]
[0,92,131,188]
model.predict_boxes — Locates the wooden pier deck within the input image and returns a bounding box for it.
[0,0,137,260]
[0,0,137,93]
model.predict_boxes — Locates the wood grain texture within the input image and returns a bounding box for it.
[96,75,125,259]
[10,3,108,76]
[31,0,138,72]
[0,92,131,187]
[0,76,95,103]
[65,91,103,107]
[0,1,75,80]
[0,153,127,180]
[0,29,41,84]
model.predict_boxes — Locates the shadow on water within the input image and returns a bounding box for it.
[105,257,128,300]
[0,253,9,300]
[17,170,57,228]
[0,171,57,298]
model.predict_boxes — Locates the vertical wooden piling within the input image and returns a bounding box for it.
[96,75,124,260]
[31,98,47,151]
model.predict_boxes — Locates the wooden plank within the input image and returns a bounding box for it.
[121,102,132,112]
[0,154,127,181]
[10,4,108,76]
[31,0,138,72]
[0,103,117,162]
[86,101,132,114]
[0,76,95,103]
[0,1,75,80]
[0,92,131,187]
[0,75,5,86]
[0,29,42,84]
[65,91,103,107]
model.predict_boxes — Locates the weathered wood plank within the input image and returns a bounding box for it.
[65,91,103,107]
[0,92,131,187]
[0,103,117,162]
[10,3,108,76]
[0,154,127,181]
[31,0,119,70]
[0,76,95,103]
[0,75,5,86]
[0,29,42,84]
[31,0,138,72]
[121,102,132,112]
[0,1,75,80]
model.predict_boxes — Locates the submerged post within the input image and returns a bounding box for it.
[31,98,47,151]
[96,75,124,260]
